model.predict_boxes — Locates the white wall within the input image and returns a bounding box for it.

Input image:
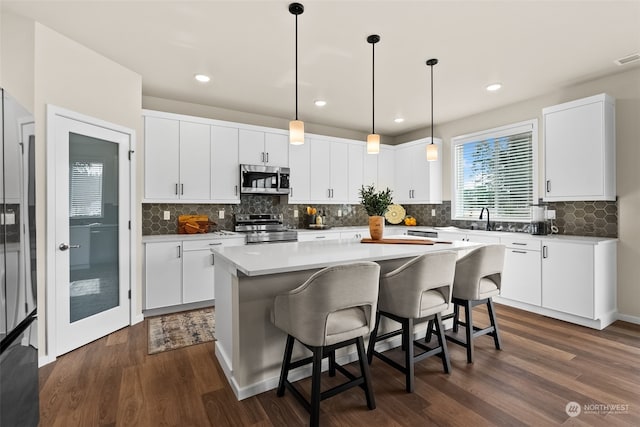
[1,14,143,359]
[396,67,640,320]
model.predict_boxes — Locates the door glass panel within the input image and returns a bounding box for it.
[68,132,119,323]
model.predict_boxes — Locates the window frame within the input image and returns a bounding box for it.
[450,119,539,223]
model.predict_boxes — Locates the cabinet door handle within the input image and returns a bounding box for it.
[211,254,215,265]
[542,245,548,258]
[209,242,222,246]
[175,183,178,195]
[511,250,527,254]
[261,152,265,163]
[235,185,238,196]
[316,236,326,239]
[331,189,334,198]
[177,245,181,258]
[290,187,294,197]
[546,180,551,193]
[181,184,184,195]
[266,152,269,163]
[512,242,527,246]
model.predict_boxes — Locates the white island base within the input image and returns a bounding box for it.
[212,238,480,400]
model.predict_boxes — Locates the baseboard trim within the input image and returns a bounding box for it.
[616,313,640,325]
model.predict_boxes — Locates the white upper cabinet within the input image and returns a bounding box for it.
[239,129,288,167]
[144,116,180,200]
[393,138,442,204]
[348,144,364,203]
[309,138,348,203]
[543,93,615,201]
[179,121,211,200]
[211,126,240,203]
[377,145,395,194]
[264,132,289,167]
[288,139,311,203]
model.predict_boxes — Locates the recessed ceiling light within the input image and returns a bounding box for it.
[486,83,502,92]
[314,100,327,107]
[394,118,405,123]
[194,74,211,83]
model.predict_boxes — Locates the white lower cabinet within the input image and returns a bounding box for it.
[297,231,341,242]
[145,242,183,310]
[145,237,245,311]
[541,240,616,322]
[500,238,541,306]
[339,229,370,241]
[494,235,616,329]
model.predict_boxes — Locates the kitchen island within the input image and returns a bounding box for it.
[212,237,481,400]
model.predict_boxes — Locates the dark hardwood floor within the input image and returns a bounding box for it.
[38,304,640,426]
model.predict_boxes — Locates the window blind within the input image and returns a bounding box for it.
[70,161,104,218]
[452,121,537,222]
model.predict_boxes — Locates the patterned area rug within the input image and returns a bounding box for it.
[147,307,215,355]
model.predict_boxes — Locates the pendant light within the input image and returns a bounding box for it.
[366,34,380,154]
[426,58,439,161]
[289,3,304,145]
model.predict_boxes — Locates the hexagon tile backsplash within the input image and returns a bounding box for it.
[142,198,617,238]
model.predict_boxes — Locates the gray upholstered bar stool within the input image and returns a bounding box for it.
[271,262,380,427]
[445,244,506,363]
[366,251,457,393]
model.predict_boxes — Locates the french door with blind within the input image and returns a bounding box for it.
[47,106,133,356]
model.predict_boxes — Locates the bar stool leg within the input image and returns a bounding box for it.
[329,350,336,377]
[434,313,451,374]
[310,347,323,427]
[367,312,381,364]
[487,298,502,350]
[356,337,376,409]
[464,301,474,363]
[424,319,434,343]
[452,303,460,333]
[404,318,415,393]
[277,335,295,397]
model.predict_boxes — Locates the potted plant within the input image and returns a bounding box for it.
[359,184,393,240]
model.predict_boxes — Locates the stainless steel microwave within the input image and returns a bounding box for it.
[240,164,290,195]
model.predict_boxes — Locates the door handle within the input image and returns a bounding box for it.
[261,152,265,163]
[290,187,293,197]
[266,152,269,163]
[175,183,178,195]
[181,184,184,195]
[59,243,80,251]
[211,254,215,265]
[177,245,182,258]
[235,185,238,196]
[546,180,551,193]
[542,245,548,258]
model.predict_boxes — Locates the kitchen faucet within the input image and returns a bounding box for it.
[479,207,491,231]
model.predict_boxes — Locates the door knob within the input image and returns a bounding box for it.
[59,243,81,251]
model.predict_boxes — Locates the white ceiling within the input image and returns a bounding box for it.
[4,1,640,136]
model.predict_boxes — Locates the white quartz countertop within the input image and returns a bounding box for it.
[212,235,481,276]
[142,232,244,243]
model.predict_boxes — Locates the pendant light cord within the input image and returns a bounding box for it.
[372,41,375,134]
[295,13,299,121]
[430,62,433,142]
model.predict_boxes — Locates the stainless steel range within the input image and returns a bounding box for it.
[234,214,298,244]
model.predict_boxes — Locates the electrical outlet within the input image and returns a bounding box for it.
[546,209,556,220]
[431,209,436,217]
[338,209,342,217]
[293,210,299,218]
[163,211,170,220]
[218,210,225,219]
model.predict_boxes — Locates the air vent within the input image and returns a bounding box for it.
[614,53,640,66]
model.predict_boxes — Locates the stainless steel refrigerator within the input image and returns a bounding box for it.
[0,88,39,426]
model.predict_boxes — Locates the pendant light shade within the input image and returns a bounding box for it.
[367,34,380,154]
[367,134,380,154]
[289,3,304,145]
[426,58,438,161]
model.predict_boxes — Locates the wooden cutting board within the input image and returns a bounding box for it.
[178,215,212,234]
[361,238,436,245]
